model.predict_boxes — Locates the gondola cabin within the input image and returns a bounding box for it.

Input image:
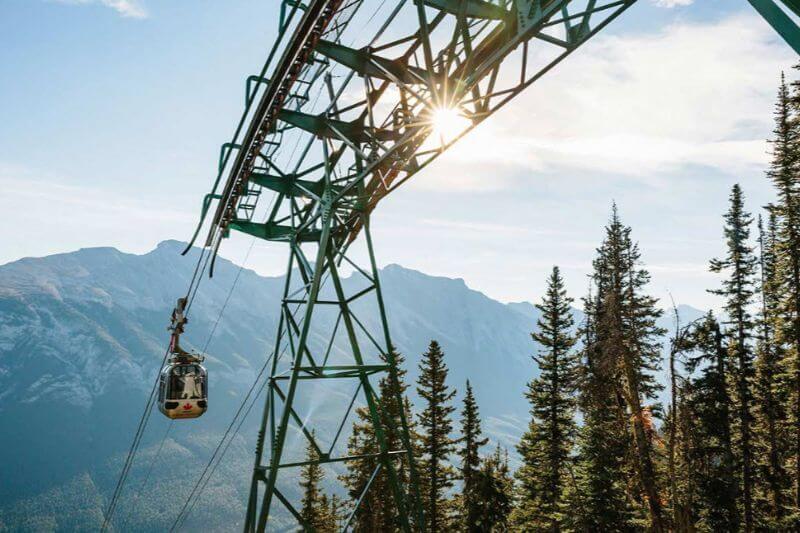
[158,359,208,419]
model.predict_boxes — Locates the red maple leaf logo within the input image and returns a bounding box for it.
[183,403,192,410]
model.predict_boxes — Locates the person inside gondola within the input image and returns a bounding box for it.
[180,367,202,399]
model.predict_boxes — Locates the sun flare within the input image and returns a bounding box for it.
[431,106,470,142]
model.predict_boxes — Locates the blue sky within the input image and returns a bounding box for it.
[0,0,797,311]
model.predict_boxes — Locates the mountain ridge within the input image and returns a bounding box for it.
[0,241,704,531]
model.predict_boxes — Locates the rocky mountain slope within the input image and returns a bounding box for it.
[0,241,702,531]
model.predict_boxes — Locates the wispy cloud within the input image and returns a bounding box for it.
[53,0,148,19]
[0,162,191,265]
[427,11,794,190]
[653,0,693,7]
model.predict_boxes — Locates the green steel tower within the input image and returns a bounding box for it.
[178,0,800,530]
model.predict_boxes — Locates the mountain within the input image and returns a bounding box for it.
[0,241,704,531]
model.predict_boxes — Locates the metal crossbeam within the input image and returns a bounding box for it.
[748,0,800,54]
[189,0,638,257]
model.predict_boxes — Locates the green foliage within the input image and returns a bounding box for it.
[472,445,513,532]
[710,183,759,531]
[340,349,417,532]
[457,381,488,532]
[755,213,791,524]
[417,340,457,533]
[679,313,740,531]
[772,70,800,516]
[571,205,666,532]
[300,432,337,532]
[512,266,579,531]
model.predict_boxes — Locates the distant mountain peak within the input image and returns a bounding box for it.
[382,263,468,286]
[154,239,189,252]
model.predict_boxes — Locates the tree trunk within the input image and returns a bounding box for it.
[622,361,665,533]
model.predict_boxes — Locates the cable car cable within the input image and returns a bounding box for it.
[102,362,161,528]
[170,273,313,530]
[115,195,271,527]
[128,1,401,526]
[169,270,330,531]
[110,51,331,525]
[169,351,274,532]
[101,347,171,531]
[118,419,175,531]
[102,243,214,530]
[167,237,269,530]
[169,354,272,531]
[176,377,269,531]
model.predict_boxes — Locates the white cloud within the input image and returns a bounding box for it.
[431,11,795,185]
[102,0,147,18]
[54,0,148,18]
[653,0,693,7]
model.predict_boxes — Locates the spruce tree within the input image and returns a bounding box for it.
[571,282,634,532]
[457,381,488,532]
[341,349,416,532]
[775,72,800,511]
[473,445,513,531]
[417,340,457,532]
[709,184,758,531]
[590,204,666,531]
[300,433,334,531]
[755,212,790,524]
[681,313,739,531]
[513,266,579,531]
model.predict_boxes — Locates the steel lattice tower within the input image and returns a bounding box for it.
[179,0,800,530]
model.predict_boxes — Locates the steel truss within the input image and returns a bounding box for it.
[184,0,642,530]
[748,0,800,54]
[178,0,800,528]
[243,209,423,532]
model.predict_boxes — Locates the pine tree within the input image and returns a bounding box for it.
[755,212,790,524]
[709,184,758,531]
[571,282,634,532]
[774,72,800,512]
[300,432,334,531]
[665,304,696,530]
[457,381,488,532]
[590,204,666,531]
[341,349,416,532]
[473,445,513,531]
[417,340,457,532]
[681,313,739,531]
[512,266,579,531]
[322,494,343,533]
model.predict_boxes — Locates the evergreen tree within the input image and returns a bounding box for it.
[512,266,579,531]
[457,381,488,532]
[589,204,666,531]
[570,282,634,532]
[774,72,800,511]
[709,184,758,531]
[755,212,790,524]
[417,340,457,532]
[323,494,344,533]
[681,313,740,531]
[300,433,335,531]
[341,349,417,532]
[473,445,513,531]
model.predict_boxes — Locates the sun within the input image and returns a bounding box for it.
[430,106,470,143]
